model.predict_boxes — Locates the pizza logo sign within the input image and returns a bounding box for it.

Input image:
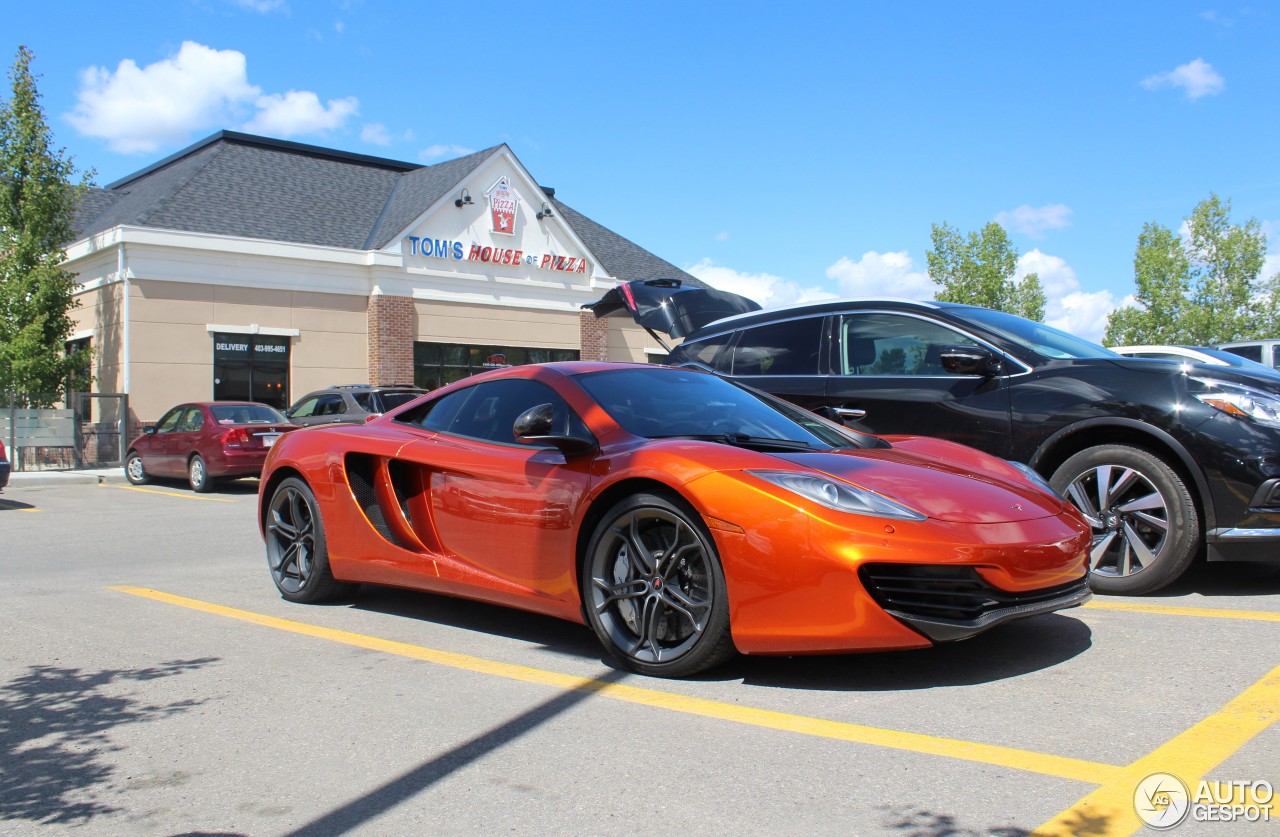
[486,176,520,235]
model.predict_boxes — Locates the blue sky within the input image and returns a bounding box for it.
[9,1,1279,342]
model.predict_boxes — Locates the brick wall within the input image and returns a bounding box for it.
[579,310,610,361]
[368,295,416,385]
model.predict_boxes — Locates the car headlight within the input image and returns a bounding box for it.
[1006,460,1061,498]
[748,470,926,521]
[1191,377,1280,428]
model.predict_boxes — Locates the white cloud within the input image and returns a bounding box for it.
[67,41,361,151]
[67,41,260,153]
[826,250,937,300]
[994,203,1072,238]
[1018,249,1122,343]
[361,123,392,146]
[1141,58,1225,100]
[243,91,358,137]
[686,259,836,309]
[714,231,730,242]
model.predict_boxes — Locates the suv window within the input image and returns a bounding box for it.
[840,313,981,376]
[679,333,734,372]
[316,394,347,416]
[730,317,824,376]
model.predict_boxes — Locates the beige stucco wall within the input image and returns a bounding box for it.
[413,299,582,348]
[119,279,370,420]
[72,270,659,424]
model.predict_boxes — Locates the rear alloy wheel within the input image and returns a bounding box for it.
[188,454,213,493]
[583,493,734,677]
[1051,445,1199,595]
[265,476,354,603]
[124,451,149,485]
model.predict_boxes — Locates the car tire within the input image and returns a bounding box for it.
[1050,445,1200,595]
[582,492,735,677]
[188,454,213,493]
[265,476,355,603]
[124,451,150,485]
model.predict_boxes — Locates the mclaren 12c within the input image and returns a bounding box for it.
[258,362,1092,677]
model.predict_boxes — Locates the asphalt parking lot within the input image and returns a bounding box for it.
[1,476,1277,836]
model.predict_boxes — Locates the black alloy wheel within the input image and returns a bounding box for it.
[1051,445,1200,595]
[265,477,353,603]
[583,492,734,677]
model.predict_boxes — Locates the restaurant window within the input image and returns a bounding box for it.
[213,333,291,409]
[412,342,579,390]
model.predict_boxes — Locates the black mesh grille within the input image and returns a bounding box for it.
[858,563,1084,623]
[344,453,413,549]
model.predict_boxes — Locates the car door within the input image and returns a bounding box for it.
[717,314,830,412]
[285,394,324,426]
[166,406,205,472]
[143,406,187,476]
[406,378,594,603]
[823,310,1016,456]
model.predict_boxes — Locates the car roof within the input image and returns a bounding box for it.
[680,296,957,338]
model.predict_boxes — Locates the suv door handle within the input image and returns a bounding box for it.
[834,407,866,420]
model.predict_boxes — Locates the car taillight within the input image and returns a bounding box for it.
[222,427,251,446]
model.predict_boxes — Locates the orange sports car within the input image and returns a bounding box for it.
[258,362,1092,677]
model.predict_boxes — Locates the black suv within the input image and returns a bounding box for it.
[590,279,1280,594]
[285,384,425,427]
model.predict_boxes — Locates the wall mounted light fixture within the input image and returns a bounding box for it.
[536,201,554,220]
[454,189,473,208]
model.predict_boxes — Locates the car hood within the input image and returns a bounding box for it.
[770,449,1065,524]
[584,279,761,339]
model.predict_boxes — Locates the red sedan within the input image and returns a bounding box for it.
[125,401,297,492]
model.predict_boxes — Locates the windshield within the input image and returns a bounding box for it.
[957,307,1116,360]
[576,367,856,449]
[210,404,288,424]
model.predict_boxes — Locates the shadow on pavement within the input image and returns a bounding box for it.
[0,658,217,827]
[350,586,1093,691]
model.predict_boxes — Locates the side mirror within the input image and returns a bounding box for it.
[811,406,847,426]
[939,346,1003,377]
[513,403,595,454]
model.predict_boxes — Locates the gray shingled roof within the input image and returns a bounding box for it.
[73,131,705,287]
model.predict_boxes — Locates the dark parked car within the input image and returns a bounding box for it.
[285,384,425,427]
[125,401,297,492]
[0,438,9,490]
[590,279,1280,594]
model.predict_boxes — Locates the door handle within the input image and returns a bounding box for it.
[834,407,866,420]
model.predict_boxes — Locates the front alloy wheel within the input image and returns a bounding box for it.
[583,493,733,677]
[265,477,352,603]
[1051,445,1199,595]
[124,452,149,485]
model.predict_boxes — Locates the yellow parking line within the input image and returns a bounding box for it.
[1086,600,1280,624]
[103,484,236,502]
[1033,660,1280,836]
[108,584,1122,784]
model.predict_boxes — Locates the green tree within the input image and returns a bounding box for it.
[1104,194,1271,346]
[0,46,93,406]
[927,221,1045,321]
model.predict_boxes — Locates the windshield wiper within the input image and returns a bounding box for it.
[652,433,812,451]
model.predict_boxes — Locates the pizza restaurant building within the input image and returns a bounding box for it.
[64,131,696,434]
